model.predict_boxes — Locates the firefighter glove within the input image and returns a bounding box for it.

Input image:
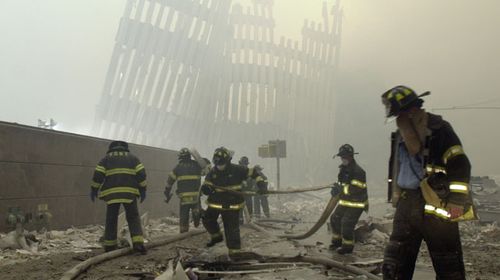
[139,188,146,203]
[330,182,342,197]
[164,187,173,203]
[201,185,215,195]
[90,188,98,202]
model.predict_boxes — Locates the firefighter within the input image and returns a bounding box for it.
[90,141,147,254]
[164,148,203,233]
[329,144,368,254]
[253,165,270,218]
[381,86,474,280]
[201,147,268,256]
[238,156,254,223]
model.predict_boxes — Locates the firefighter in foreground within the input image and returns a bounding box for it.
[381,86,474,280]
[253,165,270,218]
[90,141,147,254]
[329,144,368,254]
[164,148,203,233]
[201,147,268,256]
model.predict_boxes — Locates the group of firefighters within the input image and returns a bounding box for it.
[90,85,474,280]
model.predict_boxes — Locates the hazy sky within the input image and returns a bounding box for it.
[0,0,499,176]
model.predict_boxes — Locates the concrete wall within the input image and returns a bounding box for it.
[0,121,180,232]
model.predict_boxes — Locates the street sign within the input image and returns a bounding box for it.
[258,145,272,158]
[258,140,286,158]
[268,140,286,158]
[258,140,286,192]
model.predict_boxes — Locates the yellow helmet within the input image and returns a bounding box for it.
[381,85,430,117]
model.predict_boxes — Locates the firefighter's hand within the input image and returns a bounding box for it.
[330,182,341,197]
[139,188,146,203]
[90,188,98,202]
[201,185,215,195]
[449,207,464,219]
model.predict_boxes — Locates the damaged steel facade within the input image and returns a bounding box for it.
[92,0,342,185]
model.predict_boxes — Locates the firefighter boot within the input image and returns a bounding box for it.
[192,209,201,228]
[206,233,224,247]
[329,239,342,251]
[104,245,117,253]
[133,243,147,255]
[336,245,354,255]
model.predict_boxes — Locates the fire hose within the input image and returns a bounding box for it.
[207,185,339,240]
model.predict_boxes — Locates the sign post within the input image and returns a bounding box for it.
[258,140,286,191]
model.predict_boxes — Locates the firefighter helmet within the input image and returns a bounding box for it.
[178,148,191,160]
[334,144,358,158]
[381,85,430,117]
[109,140,128,150]
[213,147,231,165]
[239,156,249,166]
[254,164,264,171]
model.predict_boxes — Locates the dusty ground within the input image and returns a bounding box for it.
[1,194,499,279]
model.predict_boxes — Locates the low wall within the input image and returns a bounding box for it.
[0,121,180,232]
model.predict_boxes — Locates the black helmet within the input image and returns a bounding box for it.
[109,140,128,150]
[178,148,191,160]
[213,147,231,165]
[334,144,358,158]
[381,85,430,117]
[239,156,249,166]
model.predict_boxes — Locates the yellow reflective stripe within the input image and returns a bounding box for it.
[139,180,147,187]
[211,232,223,238]
[331,233,341,240]
[214,185,242,192]
[442,145,465,164]
[343,184,349,195]
[256,177,266,183]
[135,163,144,172]
[229,249,242,254]
[95,165,106,174]
[107,199,133,204]
[342,239,354,245]
[91,181,101,189]
[341,183,349,195]
[103,240,117,246]
[180,192,199,204]
[180,199,198,205]
[338,199,366,208]
[178,192,199,198]
[204,180,214,186]
[449,182,469,194]
[178,175,201,181]
[131,235,144,243]
[247,167,254,177]
[425,164,447,175]
[106,168,136,176]
[100,187,140,197]
[351,179,367,188]
[207,202,245,210]
[168,172,177,180]
[424,204,451,219]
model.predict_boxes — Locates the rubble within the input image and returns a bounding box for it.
[0,216,181,267]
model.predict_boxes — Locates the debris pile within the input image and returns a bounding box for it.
[460,221,500,247]
[0,216,181,267]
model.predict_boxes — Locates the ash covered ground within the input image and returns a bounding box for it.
[1,193,499,280]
